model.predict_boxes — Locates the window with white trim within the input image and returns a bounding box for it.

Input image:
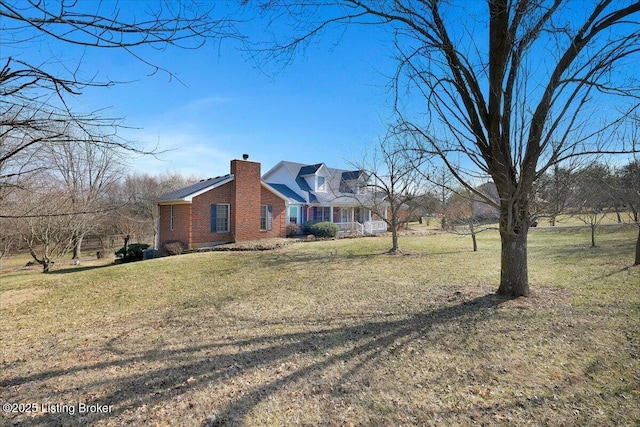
[314,206,331,222]
[357,208,370,223]
[339,207,351,223]
[211,204,229,233]
[288,206,299,224]
[260,205,273,230]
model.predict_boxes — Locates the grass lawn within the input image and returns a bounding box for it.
[1,225,638,426]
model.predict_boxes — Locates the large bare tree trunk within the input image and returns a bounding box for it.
[496,195,531,297]
[389,212,401,254]
[390,225,400,254]
[498,228,529,296]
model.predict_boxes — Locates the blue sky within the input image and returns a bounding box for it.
[25,2,400,179]
[11,1,636,181]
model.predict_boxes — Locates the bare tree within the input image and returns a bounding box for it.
[43,134,125,261]
[621,159,640,264]
[570,162,615,247]
[357,136,426,254]
[249,0,640,296]
[447,188,484,252]
[104,172,198,249]
[429,167,456,231]
[0,175,20,266]
[535,163,577,226]
[0,217,18,269]
[0,0,237,186]
[405,192,439,225]
[615,160,640,224]
[14,181,79,273]
[609,164,640,264]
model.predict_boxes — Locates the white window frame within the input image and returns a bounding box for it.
[216,204,230,233]
[260,205,273,231]
[339,207,351,223]
[358,208,371,223]
[288,205,300,224]
[317,175,327,191]
[315,206,331,222]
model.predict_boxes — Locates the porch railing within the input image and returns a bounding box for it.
[336,222,363,236]
[336,221,387,236]
[363,220,387,234]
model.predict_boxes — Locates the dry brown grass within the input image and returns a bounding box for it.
[1,226,638,426]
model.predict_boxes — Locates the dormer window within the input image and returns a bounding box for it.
[317,175,326,191]
[298,164,331,192]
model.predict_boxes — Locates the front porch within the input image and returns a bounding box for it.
[288,205,388,237]
[335,220,388,236]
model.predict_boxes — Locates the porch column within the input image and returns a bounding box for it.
[330,206,334,223]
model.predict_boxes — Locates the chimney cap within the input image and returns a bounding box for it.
[242,153,249,160]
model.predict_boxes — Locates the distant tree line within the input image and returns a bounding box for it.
[413,159,638,228]
[403,158,639,256]
[0,146,197,272]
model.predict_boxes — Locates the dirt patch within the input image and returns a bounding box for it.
[399,227,442,236]
[0,287,49,309]
[496,285,573,310]
[203,238,295,252]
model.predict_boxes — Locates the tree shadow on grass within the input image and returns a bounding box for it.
[0,293,513,427]
[258,249,379,270]
[257,246,479,272]
[48,263,116,275]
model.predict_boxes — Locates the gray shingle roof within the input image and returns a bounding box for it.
[264,183,307,203]
[267,161,377,206]
[156,174,233,202]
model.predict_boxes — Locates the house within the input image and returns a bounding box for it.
[262,160,387,235]
[156,157,387,249]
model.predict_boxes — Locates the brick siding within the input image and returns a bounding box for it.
[260,185,287,238]
[191,180,234,245]
[231,159,263,241]
[158,204,192,247]
[158,158,292,247]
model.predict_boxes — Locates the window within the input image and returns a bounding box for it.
[260,205,273,230]
[169,205,174,230]
[289,206,299,224]
[357,208,370,223]
[210,204,229,233]
[339,208,351,223]
[317,176,326,191]
[314,206,331,222]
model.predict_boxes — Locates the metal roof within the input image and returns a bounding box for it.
[156,174,233,203]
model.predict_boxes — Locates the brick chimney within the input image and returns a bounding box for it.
[230,158,261,241]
